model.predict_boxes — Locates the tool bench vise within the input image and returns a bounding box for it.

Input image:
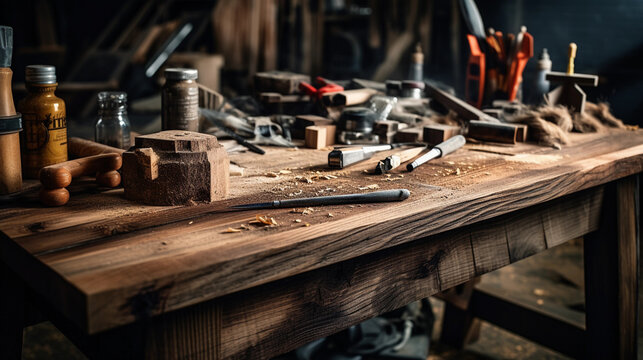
[122,131,229,205]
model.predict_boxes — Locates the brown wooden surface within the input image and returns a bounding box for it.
[584,176,639,359]
[79,185,604,359]
[1,130,642,339]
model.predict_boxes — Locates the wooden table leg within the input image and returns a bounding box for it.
[0,262,24,359]
[584,175,639,359]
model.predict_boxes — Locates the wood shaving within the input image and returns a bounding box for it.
[255,215,278,226]
[288,190,303,197]
[265,172,279,178]
[303,223,310,227]
[223,227,242,233]
[359,184,380,190]
[279,170,292,174]
[327,213,333,217]
[294,219,302,223]
[188,221,194,225]
[455,168,461,175]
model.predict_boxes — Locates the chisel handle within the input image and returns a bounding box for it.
[435,135,466,156]
[277,189,410,208]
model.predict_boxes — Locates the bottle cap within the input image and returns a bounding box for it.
[98,91,127,109]
[164,68,198,81]
[25,65,56,84]
[0,26,13,68]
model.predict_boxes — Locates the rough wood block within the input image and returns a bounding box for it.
[122,131,229,205]
[293,115,334,139]
[254,71,310,95]
[423,124,461,146]
[394,127,423,143]
[305,125,336,149]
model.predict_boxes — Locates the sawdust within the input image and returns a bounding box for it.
[507,154,563,164]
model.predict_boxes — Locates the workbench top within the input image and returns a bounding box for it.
[1,130,642,335]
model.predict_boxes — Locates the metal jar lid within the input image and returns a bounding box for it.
[0,113,22,134]
[98,91,127,106]
[164,68,198,81]
[25,65,56,84]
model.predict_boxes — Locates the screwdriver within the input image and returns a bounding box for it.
[231,189,410,210]
[406,135,466,171]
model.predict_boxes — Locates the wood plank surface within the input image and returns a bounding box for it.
[82,186,604,359]
[0,130,642,334]
[584,176,639,359]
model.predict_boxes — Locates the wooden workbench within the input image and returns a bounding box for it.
[1,130,641,359]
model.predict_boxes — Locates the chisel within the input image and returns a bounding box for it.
[407,135,466,171]
[374,146,426,174]
[231,189,410,210]
[328,143,420,169]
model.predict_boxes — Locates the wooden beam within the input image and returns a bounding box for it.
[73,187,605,358]
[584,175,639,359]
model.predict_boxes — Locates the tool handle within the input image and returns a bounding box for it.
[278,189,410,208]
[69,137,125,157]
[39,153,122,189]
[435,135,466,156]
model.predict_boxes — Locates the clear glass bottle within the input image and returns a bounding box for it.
[94,91,131,149]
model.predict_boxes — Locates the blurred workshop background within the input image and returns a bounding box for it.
[1,1,642,359]
[1,0,642,127]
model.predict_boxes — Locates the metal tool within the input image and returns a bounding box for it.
[299,76,344,101]
[407,135,466,171]
[231,189,410,210]
[374,146,426,174]
[328,143,419,169]
[200,108,265,154]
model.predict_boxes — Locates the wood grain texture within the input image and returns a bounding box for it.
[584,176,639,359]
[81,187,604,359]
[0,131,642,335]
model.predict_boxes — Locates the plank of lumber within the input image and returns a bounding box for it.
[71,186,605,358]
[1,132,642,334]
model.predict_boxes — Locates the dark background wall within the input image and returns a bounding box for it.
[477,0,643,124]
[1,0,641,125]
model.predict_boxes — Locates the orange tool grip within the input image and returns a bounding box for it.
[465,34,485,109]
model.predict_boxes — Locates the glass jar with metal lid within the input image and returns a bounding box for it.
[162,68,199,131]
[95,91,131,149]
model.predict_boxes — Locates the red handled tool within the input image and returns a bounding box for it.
[299,76,344,101]
[505,29,533,100]
[465,34,485,109]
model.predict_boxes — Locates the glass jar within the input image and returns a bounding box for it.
[162,68,199,131]
[95,91,131,149]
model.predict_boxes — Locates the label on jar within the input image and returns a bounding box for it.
[21,111,68,178]
[162,85,199,131]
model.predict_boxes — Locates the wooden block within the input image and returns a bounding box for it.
[305,125,336,149]
[514,124,528,142]
[293,115,334,139]
[122,131,229,205]
[254,71,310,95]
[423,124,461,146]
[468,120,518,144]
[374,120,405,134]
[394,127,423,143]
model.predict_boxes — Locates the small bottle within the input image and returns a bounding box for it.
[18,65,67,179]
[531,48,552,104]
[408,43,424,82]
[162,68,199,132]
[95,91,131,149]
